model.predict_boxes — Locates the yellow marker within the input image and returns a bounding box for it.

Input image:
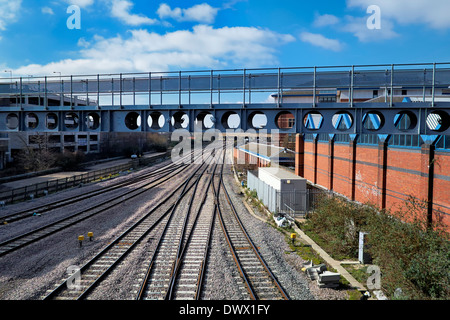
[290,233,296,246]
[88,232,94,241]
[78,235,84,247]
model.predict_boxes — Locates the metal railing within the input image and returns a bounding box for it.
[1,62,449,108]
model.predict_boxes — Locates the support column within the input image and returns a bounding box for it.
[377,136,389,209]
[328,135,335,191]
[295,133,304,177]
[421,143,436,228]
[350,135,358,201]
[313,135,318,184]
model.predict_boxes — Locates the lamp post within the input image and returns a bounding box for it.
[3,70,12,79]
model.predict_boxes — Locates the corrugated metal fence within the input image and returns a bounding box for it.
[247,170,328,218]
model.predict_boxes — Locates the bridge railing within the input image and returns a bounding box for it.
[1,62,449,108]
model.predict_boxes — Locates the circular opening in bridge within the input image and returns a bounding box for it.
[6,113,19,130]
[426,110,449,132]
[171,111,189,129]
[64,112,79,130]
[248,111,267,129]
[363,111,384,131]
[195,111,215,130]
[86,113,100,130]
[147,112,165,130]
[303,111,323,130]
[25,113,39,129]
[125,112,141,130]
[275,111,295,130]
[332,111,353,131]
[221,111,240,129]
[46,113,58,130]
[394,111,417,132]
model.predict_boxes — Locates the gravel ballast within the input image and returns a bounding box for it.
[0,159,348,300]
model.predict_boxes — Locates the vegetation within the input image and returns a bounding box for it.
[301,194,450,300]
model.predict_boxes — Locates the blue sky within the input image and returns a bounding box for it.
[1,0,450,77]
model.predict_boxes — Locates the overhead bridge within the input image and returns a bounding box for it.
[1,63,450,135]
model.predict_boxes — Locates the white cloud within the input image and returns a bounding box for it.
[77,37,90,48]
[157,3,219,24]
[12,25,295,76]
[340,15,398,42]
[313,14,340,27]
[0,0,22,31]
[66,0,95,8]
[41,7,54,15]
[347,0,450,29]
[111,0,157,26]
[299,32,344,52]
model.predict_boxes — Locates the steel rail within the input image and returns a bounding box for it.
[212,157,257,300]
[135,157,213,300]
[214,149,289,300]
[220,175,290,300]
[0,155,194,257]
[43,160,206,300]
[165,149,222,300]
[0,161,182,225]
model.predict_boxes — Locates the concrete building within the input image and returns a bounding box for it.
[258,166,307,192]
[247,166,308,216]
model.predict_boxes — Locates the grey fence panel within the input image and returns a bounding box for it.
[247,170,332,218]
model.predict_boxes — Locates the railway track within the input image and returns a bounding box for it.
[42,157,210,300]
[136,144,289,301]
[214,156,289,301]
[136,153,219,300]
[0,157,181,225]
[0,151,198,257]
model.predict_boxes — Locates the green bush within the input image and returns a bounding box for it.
[305,194,449,300]
[306,194,374,259]
[366,206,449,300]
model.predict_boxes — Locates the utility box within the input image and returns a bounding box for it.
[257,167,306,192]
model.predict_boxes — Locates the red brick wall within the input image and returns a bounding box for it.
[433,151,450,228]
[333,143,353,198]
[316,142,330,189]
[300,139,450,229]
[385,148,426,213]
[303,139,316,183]
[353,144,381,206]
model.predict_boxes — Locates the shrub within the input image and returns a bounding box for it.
[366,205,449,300]
[55,150,85,170]
[305,194,449,299]
[306,194,373,259]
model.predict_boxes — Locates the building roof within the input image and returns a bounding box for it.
[238,142,295,162]
[258,166,306,181]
